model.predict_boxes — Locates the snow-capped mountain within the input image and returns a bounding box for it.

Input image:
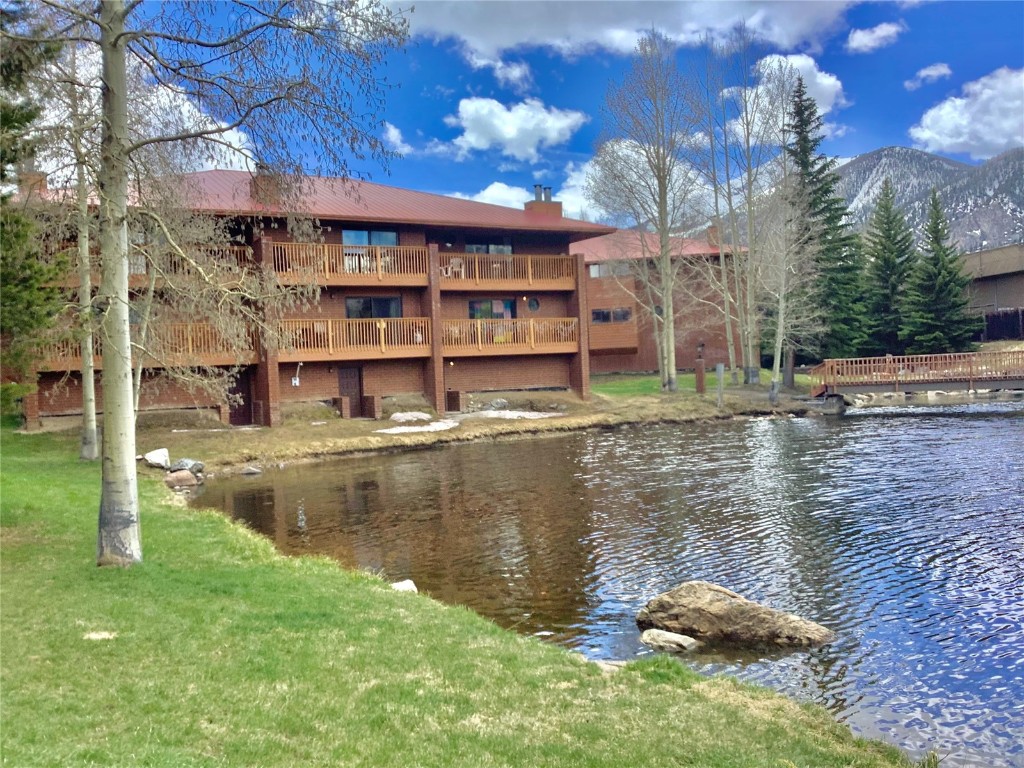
[835,146,1024,253]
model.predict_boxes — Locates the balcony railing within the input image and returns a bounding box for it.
[810,350,1024,396]
[271,243,429,285]
[36,323,256,372]
[442,318,578,356]
[278,317,431,361]
[440,254,576,289]
[52,244,255,288]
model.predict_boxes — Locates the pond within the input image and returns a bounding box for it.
[192,401,1024,766]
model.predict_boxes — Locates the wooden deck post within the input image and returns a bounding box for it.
[568,252,591,401]
[423,243,446,414]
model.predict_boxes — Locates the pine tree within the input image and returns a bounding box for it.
[899,190,982,354]
[785,77,865,359]
[0,2,62,377]
[861,178,915,356]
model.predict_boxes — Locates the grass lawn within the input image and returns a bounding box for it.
[592,369,814,398]
[1,425,914,767]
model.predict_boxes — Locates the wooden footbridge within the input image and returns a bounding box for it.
[810,350,1024,398]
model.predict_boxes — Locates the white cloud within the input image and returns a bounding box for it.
[904,62,952,91]
[399,1,856,59]
[722,54,848,145]
[467,53,533,93]
[447,162,600,219]
[450,181,532,208]
[845,21,907,53]
[443,97,589,162]
[397,1,857,98]
[36,45,253,179]
[760,54,848,115]
[556,160,599,220]
[383,121,413,154]
[909,67,1024,160]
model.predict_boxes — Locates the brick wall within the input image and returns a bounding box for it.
[590,315,736,374]
[445,356,570,392]
[362,360,425,396]
[36,371,220,417]
[278,361,337,402]
[277,359,426,403]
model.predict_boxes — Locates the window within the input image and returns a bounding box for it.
[469,299,515,320]
[526,297,541,312]
[343,229,398,246]
[592,307,632,324]
[588,262,631,278]
[345,297,402,319]
[466,236,512,254]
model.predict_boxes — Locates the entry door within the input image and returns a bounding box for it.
[338,366,363,417]
[228,368,254,426]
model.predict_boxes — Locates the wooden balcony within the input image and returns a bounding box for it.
[440,254,576,291]
[272,243,429,287]
[589,323,639,354]
[36,323,257,372]
[52,244,256,289]
[277,318,432,362]
[442,318,579,357]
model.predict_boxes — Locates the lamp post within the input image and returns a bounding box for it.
[695,341,706,395]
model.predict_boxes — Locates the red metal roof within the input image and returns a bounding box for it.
[575,230,729,264]
[178,170,613,240]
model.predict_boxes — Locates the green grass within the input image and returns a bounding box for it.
[592,370,814,398]
[1,428,913,767]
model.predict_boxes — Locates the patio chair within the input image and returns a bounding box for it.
[441,257,465,278]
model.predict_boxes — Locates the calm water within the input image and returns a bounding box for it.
[193,402,1024,766]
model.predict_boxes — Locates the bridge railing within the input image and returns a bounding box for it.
[811,350,1024,395]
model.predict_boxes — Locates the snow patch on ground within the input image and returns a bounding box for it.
[460,410,560,420]
[389,411,434,422]
[375,420,459,434]
[374,410,560,433]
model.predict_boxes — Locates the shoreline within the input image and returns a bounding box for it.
[151,390,813,476]
[128,386,1024,478]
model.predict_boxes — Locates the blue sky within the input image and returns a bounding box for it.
[362,1,1024,218]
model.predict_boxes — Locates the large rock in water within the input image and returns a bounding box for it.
[636,581,835,649]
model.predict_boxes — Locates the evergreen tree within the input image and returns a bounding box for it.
[899,190,982,354]
[861,178,915,356]
[0,2,62,377]
[785,76,865,359]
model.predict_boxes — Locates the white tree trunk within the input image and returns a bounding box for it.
[770,264,788,401]
[96,0,141,566]
[132,268,157,415]
[77,160,99,461]
[67,42,99,461]
[661,266,678,391]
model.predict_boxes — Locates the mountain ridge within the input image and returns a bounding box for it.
[835,146,1024,253]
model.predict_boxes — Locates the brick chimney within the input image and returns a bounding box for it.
[705,223,720,249]
[524,185,563,217]
[17,168,47,200]
[250,164,281,207]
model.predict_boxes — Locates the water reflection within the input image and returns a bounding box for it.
[194,402,1024,767]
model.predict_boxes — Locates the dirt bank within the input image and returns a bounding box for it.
[139,387,812,475]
